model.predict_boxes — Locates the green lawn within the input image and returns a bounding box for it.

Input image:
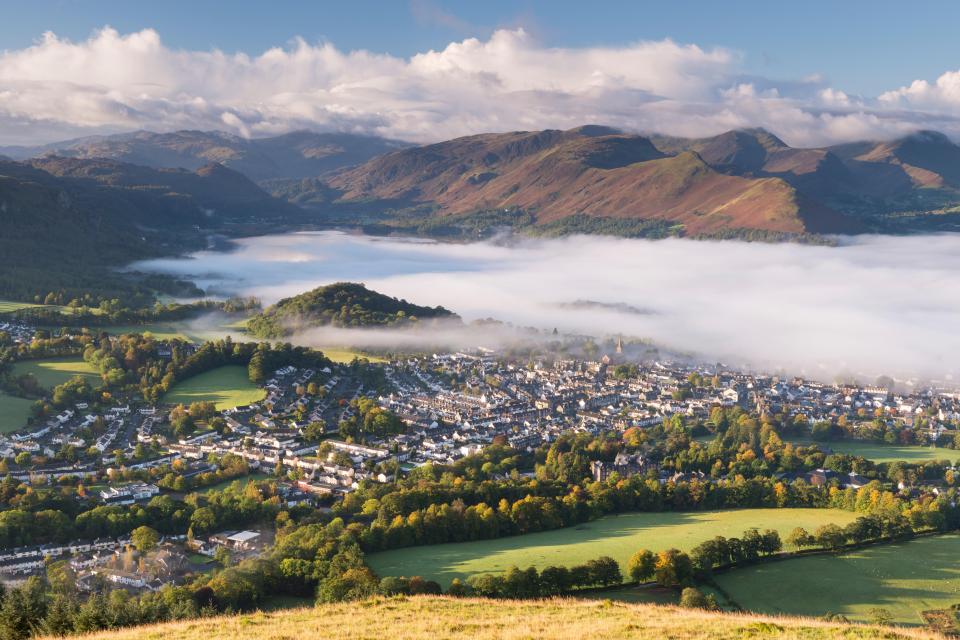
[13,358,100,389]
[0,393,34,433]
[714,534,960,626]
[163,366,266,409]
[366,508,858,587]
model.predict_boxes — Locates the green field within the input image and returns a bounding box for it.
[0,299,41,313]
[803,440,960,463]
[2,301,104,316]
[0,392,34,433]
[578,585,680,605]
[366,508,858,586]
[102,315,253,342]
[101,323,196,341]
[697,435,959,463]
[193,473,273,494]
[13,358,101,388]
[163,366,266,409]
[320,347,387,364]
[715,534,960,626]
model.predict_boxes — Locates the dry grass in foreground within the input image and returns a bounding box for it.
[47,596,948,640]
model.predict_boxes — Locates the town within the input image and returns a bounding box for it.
[1,318,958,596]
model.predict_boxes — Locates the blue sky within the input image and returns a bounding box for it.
[1,0,959,145]
[1,0,956,96]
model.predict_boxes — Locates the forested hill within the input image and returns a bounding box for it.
[0,156,298,304]
[246,282,458,338]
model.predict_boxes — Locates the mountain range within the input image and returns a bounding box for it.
[5,124,960,301]
[0,130,408,182]
[324,126,960,237]
[7,126,960,240]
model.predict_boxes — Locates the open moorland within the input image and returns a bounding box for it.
[714,533,960,626]
[12,357,101,389]
[163,365,266,409]
[366,508,859,586]
[52,596,940,640]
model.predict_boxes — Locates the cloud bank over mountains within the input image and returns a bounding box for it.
[4,27,960,146]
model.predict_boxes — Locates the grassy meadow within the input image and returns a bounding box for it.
[0,393,34,433]
[193,473,273,495]
[163,366,265,410]
[366,508,858,586]
[696,435,959,463]
[801,440,960,464]
[0,300,41,313]
[321,347,388,363]
[715,533,960,626]
[13,358,100,389]
[54,596,939,640]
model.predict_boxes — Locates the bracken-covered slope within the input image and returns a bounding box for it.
[246,282,458,338]
[327,125,960,236]
[327,127,865,235]
[53,597,941,640]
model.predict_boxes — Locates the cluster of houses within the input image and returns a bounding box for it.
[0,537,130,577]
[4,333,960,590]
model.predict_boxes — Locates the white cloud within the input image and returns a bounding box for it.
[134,231,960,383]
[2,26,960,146]
[880,70,960,108]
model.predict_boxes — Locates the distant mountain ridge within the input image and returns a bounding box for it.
[9,125,960,238]
[324,127,862,236]
[0,129,410,182]
[314,126,960,237]
[29,155,298,223]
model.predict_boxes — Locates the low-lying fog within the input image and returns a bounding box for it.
[132,231,960,382]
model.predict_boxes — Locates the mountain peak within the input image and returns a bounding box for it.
[567,125,623,138]
[900,129,954,146]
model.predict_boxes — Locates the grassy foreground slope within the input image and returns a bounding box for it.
[367,508,858,585]
[54,597,939,640]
